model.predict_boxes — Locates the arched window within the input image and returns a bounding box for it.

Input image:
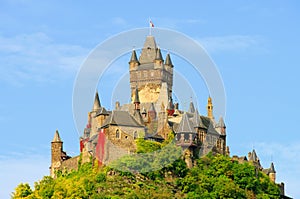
[133,131,138,139]
[116,129,120,139]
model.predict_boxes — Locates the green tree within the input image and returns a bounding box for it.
[12,183,33,199]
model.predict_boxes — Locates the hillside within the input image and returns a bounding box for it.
[12,139,281,199]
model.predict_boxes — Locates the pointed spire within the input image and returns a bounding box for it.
[249,149,258,161]
[270,162,276,173]
[155,47,163,61]
[139,36,157,64]
[193,109,205,128]
[52,130,62,142]
[129,49,139,64]
[165,53,173,67]
[177,112,195,133]
[217,117,226,128]
[188,101,195,113]
[93,91,101,111]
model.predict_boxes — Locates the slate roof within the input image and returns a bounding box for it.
[101,110,144,128]
[165,53,173,66]
[129,49,139,63]
[249,149,258,161]
[176,112,195,133]
[95,107,109,116]
[188,101,195,113]
[93,91,101,111]
[192,109,206,128]
[216,116,226,128]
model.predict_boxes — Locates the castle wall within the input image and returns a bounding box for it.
[60,155,80,172]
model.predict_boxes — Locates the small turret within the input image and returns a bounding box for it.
[216,116,226,135]
[269,162,276,182]
[50,130,63,177]
[207,96,214,120]
[93,91,101,112]
[129,49,139,71]
[165,53,173,67]
[164,53,173,73]
[154,48,164,68]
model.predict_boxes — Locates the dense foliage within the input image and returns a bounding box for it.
[13,139,281,198]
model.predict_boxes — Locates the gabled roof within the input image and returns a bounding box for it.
[101,110,144,128]
[95,107,109,116]
[176,112,195,133]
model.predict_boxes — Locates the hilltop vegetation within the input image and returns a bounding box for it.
[13,138,281,199]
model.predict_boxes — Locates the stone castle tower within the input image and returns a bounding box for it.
[129,35,173,103]
[50,130,63,177]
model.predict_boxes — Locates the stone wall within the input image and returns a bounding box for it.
[60,155,80,172]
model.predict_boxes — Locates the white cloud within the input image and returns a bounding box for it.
[198,35,265,54]
[0,32,89,86]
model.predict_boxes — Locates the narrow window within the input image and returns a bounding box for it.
[116,129,120,139]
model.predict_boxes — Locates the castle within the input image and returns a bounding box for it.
[50,34,287,196]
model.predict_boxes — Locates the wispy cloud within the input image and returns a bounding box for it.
[0,32,89,86]
[253,141,300,197]
[0,155,49,199]
[197,35,266,54]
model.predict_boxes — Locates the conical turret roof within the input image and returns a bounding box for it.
[93,91,101,111]
[52,130,62,142]
[165,53,173,67]
[129,49,139,63]
[270,162,276,173]
[155,48,163,61]
[216,117,226,128]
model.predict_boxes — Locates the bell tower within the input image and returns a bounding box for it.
[207,96,214,120]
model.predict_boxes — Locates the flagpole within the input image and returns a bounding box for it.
[149,17,151,36]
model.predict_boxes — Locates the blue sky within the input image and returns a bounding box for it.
[0,0,300,198]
